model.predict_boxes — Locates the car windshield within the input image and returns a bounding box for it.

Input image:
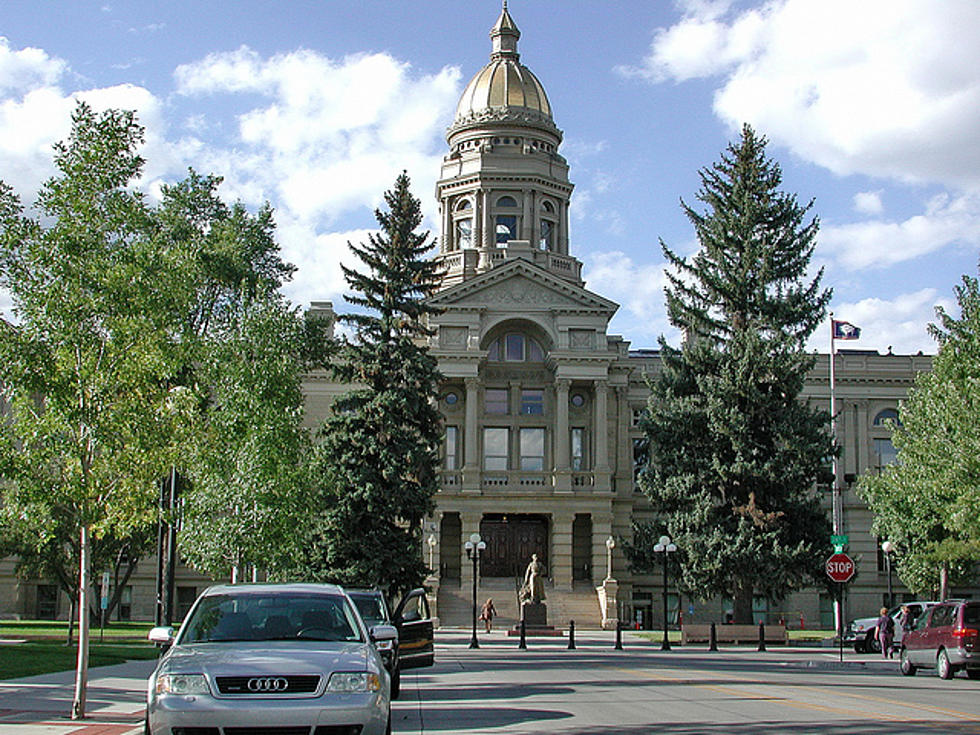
[179,592,364,644]
[350,594,388,626]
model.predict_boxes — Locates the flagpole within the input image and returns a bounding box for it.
[829,313,842,633]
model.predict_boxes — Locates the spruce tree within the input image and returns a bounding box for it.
[305,172,443,596]
[630,125,834,623]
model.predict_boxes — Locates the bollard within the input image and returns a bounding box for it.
[708,621,718,652]
[757,621,767,652]
[518,618,527,649]
[567,619,576,650]
[614,620,623,650]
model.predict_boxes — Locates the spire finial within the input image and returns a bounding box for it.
[491,1,520,58]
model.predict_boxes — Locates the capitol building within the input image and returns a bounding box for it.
[2,5,961,629]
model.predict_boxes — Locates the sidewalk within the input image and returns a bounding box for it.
[0,659,153,735]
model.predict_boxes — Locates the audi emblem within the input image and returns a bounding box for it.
[247,677,289,692]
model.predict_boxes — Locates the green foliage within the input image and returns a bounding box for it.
[301,172,443,596]
[858,268,980,594]
[629,125,834,622]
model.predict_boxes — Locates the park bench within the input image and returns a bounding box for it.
[681,623,787,645]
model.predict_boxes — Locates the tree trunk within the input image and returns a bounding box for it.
[71,525,90,720]
[940,562,950,601]
[732,580,754,625]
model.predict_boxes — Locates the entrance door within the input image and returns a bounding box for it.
[480,514,548,578]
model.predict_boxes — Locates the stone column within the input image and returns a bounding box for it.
[593,379,610,489]
[554,379,571,493]
[441,198,451,253]
[615,386,632,495]
[482,189,493,249]
[474,189,484,249]
[551,512,574,591]
[462,378,480,491]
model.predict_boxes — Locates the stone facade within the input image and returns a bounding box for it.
[2,5,973,627]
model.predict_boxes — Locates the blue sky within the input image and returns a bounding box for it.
[2,0,978,354]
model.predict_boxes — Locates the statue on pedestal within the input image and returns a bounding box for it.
[520,553,546,603]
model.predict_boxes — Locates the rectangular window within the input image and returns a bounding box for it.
[456,218,473,249]
[520,389,544,415]
[485,388,508,414]
[571,428,585,471]
[445,426,459,470]
[874,438,897,469]
[484,427,509,470]
[505,334,524,361]
[495,214,517,243]
[633,437,648,485]
[118,585,132,621]
[520,428,545,471]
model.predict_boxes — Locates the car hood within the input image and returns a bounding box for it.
[158,641,372,676]
[849,616,878,630]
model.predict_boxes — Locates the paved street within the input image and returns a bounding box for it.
[394,631,980,734]
[3,630,980,734]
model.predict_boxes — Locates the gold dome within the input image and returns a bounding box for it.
[451,3,555,131]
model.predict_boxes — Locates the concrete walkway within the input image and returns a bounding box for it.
[0,659,153,735]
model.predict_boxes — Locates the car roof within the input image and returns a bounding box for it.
[201,583,347,597]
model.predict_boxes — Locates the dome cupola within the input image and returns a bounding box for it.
[450,2,557,137]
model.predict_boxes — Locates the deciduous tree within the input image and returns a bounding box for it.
[858,268,980,597]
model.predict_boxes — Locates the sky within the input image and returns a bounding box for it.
[1,0,978,355]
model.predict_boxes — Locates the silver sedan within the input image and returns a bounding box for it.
[146,583,396,735]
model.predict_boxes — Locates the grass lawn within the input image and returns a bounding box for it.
[0,641,160,680]
[0,620,160,679]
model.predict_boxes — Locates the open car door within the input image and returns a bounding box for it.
[393,588,434,669]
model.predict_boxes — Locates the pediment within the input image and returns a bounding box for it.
[429,259,618,315]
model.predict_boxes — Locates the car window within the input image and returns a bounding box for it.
[930,606,953,628]
[914,611,929,631]
[399,591,429,623]
[179,592,363,644]
[963,605,980,626]
[351,595,388,625]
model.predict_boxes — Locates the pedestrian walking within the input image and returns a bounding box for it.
[876,607,894,659]
[479,598,497,633]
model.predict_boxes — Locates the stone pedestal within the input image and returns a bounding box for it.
[597,578,619,630]
[522,601,548,627]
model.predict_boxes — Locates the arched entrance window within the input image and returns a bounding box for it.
[494,195,520,244]
[453,198,474,250]
[539,199,556,250]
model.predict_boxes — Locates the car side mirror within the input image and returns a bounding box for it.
[370,624,398,644]
[148,626,175,652]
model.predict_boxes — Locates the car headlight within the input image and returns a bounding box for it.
[155,673,211,696]
[326,672,381,693]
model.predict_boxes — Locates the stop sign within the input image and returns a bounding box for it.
[826,552,856,583]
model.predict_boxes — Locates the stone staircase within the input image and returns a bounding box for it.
[436,577,602,630]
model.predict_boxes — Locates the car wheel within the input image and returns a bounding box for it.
[966,670,980,680]
[899,649,916,676]
[391,668,401,699]
[937,649,954,680]
[866,632,880,653]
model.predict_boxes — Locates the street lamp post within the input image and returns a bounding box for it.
[464,532,486,649]
[881,540,894,609]
[605,536,616,581]
[654,534,677,651]
[427,534,437,573]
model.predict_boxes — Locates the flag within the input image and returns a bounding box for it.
[832,320,861,340]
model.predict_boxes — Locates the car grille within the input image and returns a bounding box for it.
[214,675,321,695]
[224,728,316,735]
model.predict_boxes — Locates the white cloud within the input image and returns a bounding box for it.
[629,0,980,191]
[820,288,951,355]
[172,46,460,240]
[582,251,673,344]
[852,191,883,216]
[0,37,66,95]
[820,192,980,270]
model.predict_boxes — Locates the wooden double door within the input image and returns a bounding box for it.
[479,514,548,578]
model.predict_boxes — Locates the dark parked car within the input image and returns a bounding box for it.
[146,583,397,735]
[899,599,980,679]
[347,588,434,698]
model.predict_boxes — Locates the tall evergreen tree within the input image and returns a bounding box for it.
[628,125,834,624]
[858,267,980,597]
[304,172,443,596]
